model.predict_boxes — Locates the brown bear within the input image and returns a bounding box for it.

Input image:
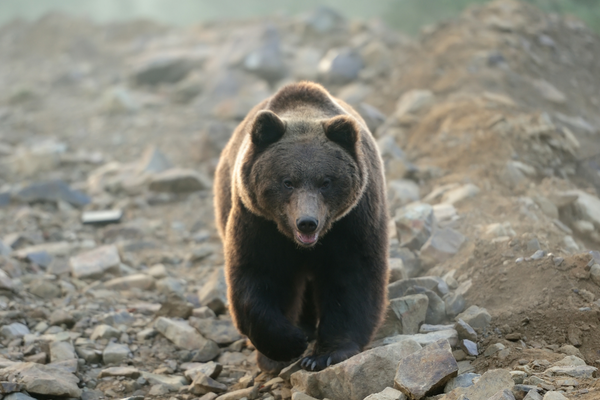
[214,81,388,372]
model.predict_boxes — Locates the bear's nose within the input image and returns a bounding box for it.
[296,217,318,233]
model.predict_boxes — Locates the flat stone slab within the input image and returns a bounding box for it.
[394,339,458,400]
[155,317,220,360]
[70,245,121,279]
[0,362,81,398]
[374,329,458,348]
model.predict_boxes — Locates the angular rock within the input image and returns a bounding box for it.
[443,292,466,317]
[90,324,121,341]
[420,324,455,333]
[138,146,173,174]
[378,294,428,337]
[405,286,446,325]
[388,180,420,211]
[455,306,491,330]
[442,369,514,400]
[155,317,220,360]
[443,373,480,393]
[141,371,188,392]
[364,387,407,400]
[375,329,458,348]
[102,343,131,365]
[198,268,228,314]
[156,276,187,295]
[244,25,287,84]
[149,168,211,193]
[29,279,61,299]
[543,392,568,400]
[394,203,434,251]
[394,339,458,400]
[191,371,227,396]
[132,52,201,85]
[4,393,36,400]
[50,341,76,363]
[389,258,407,283]
[292,393,319,400]
[104,274,155,291]
[156,293,194,319]
[484,343,506,357]
[49,310,75,328]
[394,90,434,119]
[291,339,422,400]
[544,365,597,379]
[99,310,135,327]
[0,362,81,397]
[98,366,141,379]
[183,361,223,380]
[1,322,30,339]
[523,390,543,400]
[489,389,516,400]
[552,355,586,367]
[461,339,478,356]
[420,228,465,267]
[70,245,121,279]
[318,47,363,84]
[189,317,243,345]
[389,277,450,300]
[14,180,90,207]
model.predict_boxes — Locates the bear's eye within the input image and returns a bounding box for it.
[283,179,294,189]
[320,178,331,190]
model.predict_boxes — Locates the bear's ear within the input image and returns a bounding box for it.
[323,115,359,154]
[250,110,286,147]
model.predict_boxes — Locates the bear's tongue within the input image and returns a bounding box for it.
[297,232,318,245]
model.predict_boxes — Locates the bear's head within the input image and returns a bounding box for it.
[235,109,368,248]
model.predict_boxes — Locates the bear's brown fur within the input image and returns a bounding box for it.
[214,81,388,372]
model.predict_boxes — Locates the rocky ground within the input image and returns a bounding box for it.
[0,0,600,399]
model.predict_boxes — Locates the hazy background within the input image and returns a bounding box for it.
[1,0,599,34]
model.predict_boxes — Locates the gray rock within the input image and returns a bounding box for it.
[98,366,141,379]
[198,268,228,314]
[461,339,478,356]
[523,390,543,400]
[25,251,53,268]
[1,322,30,339]
[291,339,421,400]
[394,203,434,251]
[14,180,90,207]
[156,276,187,295]
[137,328,158,341]
[567,190,600,227]
[75,346,101,364]
[443,372,480,393]
[388,180,420,211]
[391,247,421,278]
[0,362,81,397]
[443,292,466,317]
[377,294,428,337]
[149,168,211,193]
[189,317,243,345]
[405,286,446,325]
[389,277,450,300]
[318,47,363,84]
[292,392,319,400]
[132,52,200,85]
[544,365,597,379]
[455,306,491,330]
[589,263,600,286]
[374,329,458,348]
[81,209,123,225]
[29,279,61,299]
[4,393,37,400]
[141,371,188,392]
[102,343,131,365]
[191,371,227,396]
[489,389,516,400]
[156,293,194,319]
[440,184,480,206]
[104,274,155,291]
[154,317,220,360]
[447,369,514,400]
[419,324,455,333]
[543,392,569,400]
[50,341,76,363]
[484,343,506,357]
[530,250,546,260]
[393,339,458,400]
[99,310,135,326]
[303,6,346,35]
[244,25,287,84]
[394,90,434,119]
[137,146,173,174]
[70,245,121,279]
[533,195,559,219]
[389,258,407,283]
[420,228,465,267]
[183,361,223,380]
[90,324,121,341]
[363,387,407,400]
[49,310,74,327]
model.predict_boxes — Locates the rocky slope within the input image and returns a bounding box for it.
[0,0,599,399]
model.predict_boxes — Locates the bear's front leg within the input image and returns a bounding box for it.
[301,243,387,371]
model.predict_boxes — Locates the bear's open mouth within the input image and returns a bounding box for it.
[296,231,318,245]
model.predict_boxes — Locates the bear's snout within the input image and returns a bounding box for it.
[296,216,318,233]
